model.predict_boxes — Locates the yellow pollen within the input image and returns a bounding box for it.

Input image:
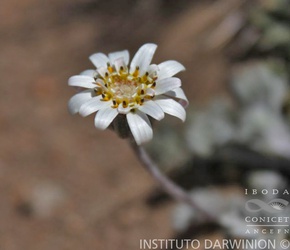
[94,64,157,109]
[108,66,114,73]
[132,66,139,77]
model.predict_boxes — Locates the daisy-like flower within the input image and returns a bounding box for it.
[68,43,188,145]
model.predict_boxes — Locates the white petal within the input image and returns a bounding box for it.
[79,96,111,117]
[68,75,96,89]
[94,107,118,130]
[108,50,130,65]
[155,77,181,95]
[138,100,164,121]
[97,67,109,78]
[127,111,153,145]
[146,88,155,97]
[147,64,159,78]
[80,69,95,77]
[95,78,108,90]
[164,88,189,108]
[148,64,159,73]
[89,53,109,68]
[129,43,157,76]
[158,60,185,80]
[114,58,128,72]
[68,90,92,114]
[155,98,186,122]
[118,104,131,114]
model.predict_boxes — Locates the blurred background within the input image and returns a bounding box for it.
[1,0,290,249]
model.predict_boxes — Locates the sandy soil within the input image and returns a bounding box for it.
[0,0,234,249]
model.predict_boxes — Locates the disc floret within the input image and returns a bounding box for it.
[93,62,157,114]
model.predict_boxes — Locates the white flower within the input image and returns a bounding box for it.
[68,43,188,145]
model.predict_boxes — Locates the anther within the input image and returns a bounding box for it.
[107,63,114,73]
[120,66,124,71]
[94,87,101,94]
[145,72,149,76]
[141,89,145,95]
[152,82,156,87]
[105,72,109,77]
[133,66,139,77]
[102,93,106,98]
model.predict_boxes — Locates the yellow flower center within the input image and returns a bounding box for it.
[94,63,157,109]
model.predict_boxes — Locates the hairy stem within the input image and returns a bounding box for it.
[129,139,215,221]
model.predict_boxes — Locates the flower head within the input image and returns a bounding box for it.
[68,43,188,145]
